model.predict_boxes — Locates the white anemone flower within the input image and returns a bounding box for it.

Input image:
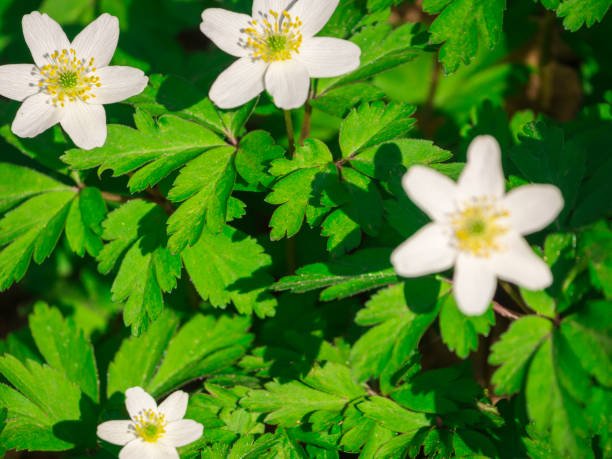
[0,12,148,150]
[200,0,361,110]
[97,387,203,459]
[391,135,564,316]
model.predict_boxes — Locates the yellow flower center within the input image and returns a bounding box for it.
[244,10,303,62]
[38,48,101,107]
[134,409,167,443]
[451,198,509,257]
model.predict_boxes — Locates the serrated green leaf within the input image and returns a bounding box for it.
[183,225,277,317]
[273,248,397,301]
[439,293,495,359]
[423,0,506,73]
[235,130,284,188]
[350,281,445,386]
[97,200,181,335]
[357,396,430,433]
[526,333,593,458]
[65,187,106,257]
[0,355,94,451]
[0,190,75,290]
[107,312,251,399]
[266,139,333,240]
[310,83,385,118]
[561,301,612,387]
[28,302,99,402]
[62,111,226,192]
[339,102,416,158]
[167,145,236,252]
[556,0,612,31]
[0,163,71,213]
[489,316,553,395]
[241,362,364,427]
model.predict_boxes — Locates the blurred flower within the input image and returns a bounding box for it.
[391,135,564,316]
[200,0,361,110]
[0,12,148,150]
[97,387,203,459]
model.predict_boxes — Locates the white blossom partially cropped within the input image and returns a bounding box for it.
[0,12,148,150]
[97,387,203,459]
[200,0,361,110]
[391,135,564,316]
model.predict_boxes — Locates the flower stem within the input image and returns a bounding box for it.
[500,281,531,314]
[284,110,296,157]
[299,80,317,144]
[492,301,522,320]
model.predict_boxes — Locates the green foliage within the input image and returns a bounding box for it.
[0,0,611,457]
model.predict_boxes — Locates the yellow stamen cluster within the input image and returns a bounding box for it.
[38,48,101,107]
[451,197,509,257]
[133,409,167,443]
[244,10,303,62]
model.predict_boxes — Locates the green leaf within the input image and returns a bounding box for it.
[273,248,397,301]
[423,0,506,73]
[61,111,226,192]
[97,200,181,335]
[350,281,445,387]
[350,139,452,181]
[167,145,236,252]
[439,293,495,359]
[235,131,284,188]
[561,301,612,387]
[0,163,71,213]
[28,302,99,402]
[357,396,430,433]
[526,333,593,458]
[241,362,365,427]
[65,187,107,257]
[339,102,416,158]
[266,139,333,240]
[0,190,75,290]
[310,83,385,118]
[0,355,94,451]
[489,316,553,395]
[183,225,277,317]
[511,121,585,221]
[322,22,425,90]
[579,224,612,299]
[452,429,499,458]
[556,0,612,31]
[108,312,251,398]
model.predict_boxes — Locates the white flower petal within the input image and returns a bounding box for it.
[119,439,179,459]
[71,13,119,68]
[89,66,148,105]
[124,387,157,421]
[458,135,505,199]
[163,420,204,447]
[11,93,60,138]
[60,101,106,150]
[264,59,310,110]
[96,420,136,446]
[391,223,457,277]
[503,184,564,235]
[22,11,70,68]
[157,391,188,423]
[209,57,267,109]
[200,9,252,58]
[291,0,340,37]
[490,232,553,291]
[298,37,360,78]
[252,0,289,16]
[0,64,41,101]
[453,253,496,316]
[401,165,458,222]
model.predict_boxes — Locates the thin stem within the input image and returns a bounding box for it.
[71,170,84,188]
[284,110,296,157]
[299,80,317,144]
[500,281,531,314]
[492,301,522,320]
[100,191,129,203]
[421,53,441,138]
